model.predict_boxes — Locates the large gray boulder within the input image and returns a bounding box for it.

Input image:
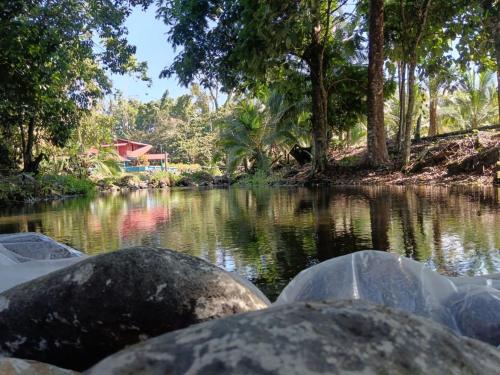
[0,247,270,371]
[86,300,500,375]
[0,358,79,375]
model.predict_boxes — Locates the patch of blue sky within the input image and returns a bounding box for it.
[107,4,189,101]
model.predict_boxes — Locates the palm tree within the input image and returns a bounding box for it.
[219,91,307,174]
[440,70,497,130]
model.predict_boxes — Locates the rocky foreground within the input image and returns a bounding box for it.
[0,233,499,374]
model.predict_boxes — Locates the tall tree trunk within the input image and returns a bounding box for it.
[415,113,422,141]
[397,62,407,152]
[345,129,351,145]
[366,0,390,166]
[22,117,36,173]
[496,45,500,123]
[428,84,438,136]
[309,22,328,175]
[401,61,416,168]
[497,59,500,123]
[496,8,500,122]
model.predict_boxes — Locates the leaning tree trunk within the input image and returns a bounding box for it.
[366,0,390,166]
[309,22,329,175]
[401,61,417,168]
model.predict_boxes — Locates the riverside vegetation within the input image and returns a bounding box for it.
[0,0,499,206]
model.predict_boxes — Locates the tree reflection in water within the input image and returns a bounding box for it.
[0,186,498,300]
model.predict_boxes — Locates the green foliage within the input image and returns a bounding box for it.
[106,86,216,165]
[455,0,497,72]
[37,175,96,196]
[219,90,305,174]
[0,0,150,173]
[88,156,123,180]
[167,163,202,173]
[41,145,123,182]
[0,174,96,205]
[158,0,369,173]
[0,0,497,179]
[234,170,281,187]
[440,69,497,130]
[148,171,175,187]
[185,171,214,184]
[235,170,269,186]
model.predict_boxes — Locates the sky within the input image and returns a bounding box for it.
[109,5,189,102]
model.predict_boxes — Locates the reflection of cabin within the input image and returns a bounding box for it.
[96,138,170,172]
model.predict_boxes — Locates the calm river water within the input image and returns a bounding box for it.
[0,186,498,299]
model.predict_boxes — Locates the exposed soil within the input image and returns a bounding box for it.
[282,131,500,186]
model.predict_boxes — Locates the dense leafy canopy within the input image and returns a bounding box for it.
[0,0,149,172]
[0,0,498,179]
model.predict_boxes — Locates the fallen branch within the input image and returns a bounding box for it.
[413,124,500,144]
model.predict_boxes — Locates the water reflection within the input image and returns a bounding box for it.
[0,186,498,299]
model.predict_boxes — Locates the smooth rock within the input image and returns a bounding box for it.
[0,246,270,371]
[0,358,79,375]
[85,300,500,375]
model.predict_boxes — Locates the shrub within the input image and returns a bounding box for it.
[234,170,282,186]
[149,171,173,187]
[167,163,202,174]
[117,174,141,187]
[38,175,96,196]
[186,170,214,184]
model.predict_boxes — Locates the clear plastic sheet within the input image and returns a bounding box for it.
[0,233,83,261]
[0,233,85,293]
[276,250,500,346]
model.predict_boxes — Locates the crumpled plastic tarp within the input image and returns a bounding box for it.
[276,250,500,346]
[0,233,85,293]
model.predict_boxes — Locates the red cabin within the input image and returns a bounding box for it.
[101,138,168,166]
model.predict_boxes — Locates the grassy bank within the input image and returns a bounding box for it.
[2,131,497,206]
[0,174,96,205]
[0,168,229,206]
